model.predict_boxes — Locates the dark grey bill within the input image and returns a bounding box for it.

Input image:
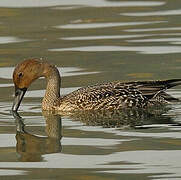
[12,87,27,112]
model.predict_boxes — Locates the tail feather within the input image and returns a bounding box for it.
[157,91,180,102]
[132,79,181,100]
[165,79,181,89]
[151,79,181,102]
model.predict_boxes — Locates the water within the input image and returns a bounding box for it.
[0,0,181,179]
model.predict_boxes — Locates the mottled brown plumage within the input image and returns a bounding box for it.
[12,58,181,113]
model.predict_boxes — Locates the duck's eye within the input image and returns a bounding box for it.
[18,72,23,78]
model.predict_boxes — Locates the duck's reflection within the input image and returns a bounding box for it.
[12,111,62,162]
[12,105,179,161]
[66,106,175,128]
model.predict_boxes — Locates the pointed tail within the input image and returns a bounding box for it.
[165,79,181,89]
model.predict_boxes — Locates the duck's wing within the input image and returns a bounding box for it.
[67,79,181,101]
[124,79,181,101]
[62,81,147,109]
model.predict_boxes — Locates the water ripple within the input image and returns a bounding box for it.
[0,169,26,176]
[0,150,181,180]
[0,0,165,8]
[61,33,181,41]
[61,34,154,40]
[122,9,181,17]
[0,36,28,44]
[127,37,181,43]
[125,27,181,32]
[57,21,165,29]
[49,45,181,55]
[25,87,80,97]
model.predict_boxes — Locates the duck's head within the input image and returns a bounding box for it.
[12,58,51,112]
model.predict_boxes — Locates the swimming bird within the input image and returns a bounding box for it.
[12,58,181,112]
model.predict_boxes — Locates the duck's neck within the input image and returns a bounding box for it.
[42,66,61,110]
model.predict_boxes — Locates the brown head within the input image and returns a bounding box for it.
[12,58,56,112]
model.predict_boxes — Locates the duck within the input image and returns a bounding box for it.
[12,58,181,112]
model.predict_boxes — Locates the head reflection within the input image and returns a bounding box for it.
[12,111,62,162]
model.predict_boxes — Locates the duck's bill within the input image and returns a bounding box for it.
[12,87,27,112]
